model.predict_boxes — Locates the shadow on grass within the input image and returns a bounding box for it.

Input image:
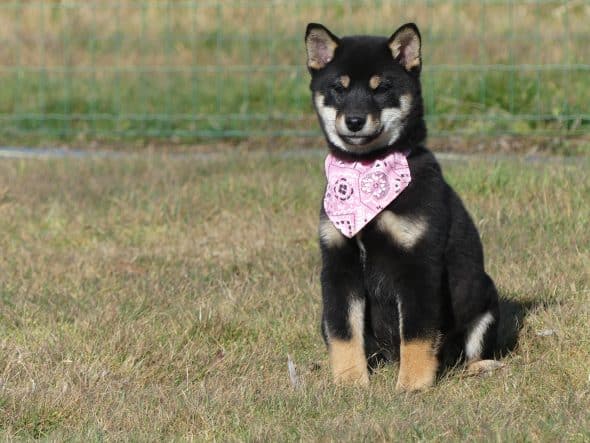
[495,293,548,358]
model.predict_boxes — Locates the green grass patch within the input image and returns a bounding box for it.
[0,1,588,145]
[1,68,588,142]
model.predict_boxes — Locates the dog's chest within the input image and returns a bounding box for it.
[354,210,428,292]
[358,210,428,255]
[355,231,393,301]
[355,235,368,269]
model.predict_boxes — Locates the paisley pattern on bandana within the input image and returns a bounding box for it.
[324,151,412,238]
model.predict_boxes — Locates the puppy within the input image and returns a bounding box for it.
[305,23,500,391]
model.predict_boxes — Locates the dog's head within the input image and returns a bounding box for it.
[305,23,424,156]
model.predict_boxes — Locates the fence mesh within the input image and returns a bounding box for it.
[0,0,588,143]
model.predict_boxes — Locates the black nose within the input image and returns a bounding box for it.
[345,116,366,132]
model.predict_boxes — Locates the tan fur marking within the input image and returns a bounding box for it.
[369,75,381,90]
[396,339,438,392]
[339,75,350,88]
[328,300,369,386]
[330,339,369,386]
[376,211,427,249]
[319,218,347,248]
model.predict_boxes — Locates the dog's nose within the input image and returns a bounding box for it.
[345,116,366,132]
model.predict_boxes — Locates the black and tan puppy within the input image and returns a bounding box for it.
[305,23,500,391]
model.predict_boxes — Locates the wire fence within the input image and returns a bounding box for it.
[0,0,588,143]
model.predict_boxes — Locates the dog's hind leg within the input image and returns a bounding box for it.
[462,274,503,374]
[465,309,497,361]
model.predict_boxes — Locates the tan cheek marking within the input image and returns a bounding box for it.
[376,212,427,249]
[369,75,381,90]
[396,339,438,392]
[400,93,413,110]
[335,113,346,131]
[363,114,380,133]
[328,299,369,386]
[319,218,347,248]
[339,75,350,88]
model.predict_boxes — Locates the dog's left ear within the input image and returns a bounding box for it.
[388,23,421,73]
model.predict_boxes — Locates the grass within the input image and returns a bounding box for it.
[0,151,589,440]
[0,0,589,144]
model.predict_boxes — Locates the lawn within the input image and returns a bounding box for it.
[0,151,588,440]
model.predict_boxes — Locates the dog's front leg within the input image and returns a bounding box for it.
[319,219,369,386]
[395,266,442,392]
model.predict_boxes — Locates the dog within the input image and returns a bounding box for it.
[305,22,500,391]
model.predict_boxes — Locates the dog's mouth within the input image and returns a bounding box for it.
[339,128,383,146]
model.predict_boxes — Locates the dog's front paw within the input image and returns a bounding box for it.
[395,370,435,392]
[396,339,438,392]
[333,365,370,386]
[329,338,369,386]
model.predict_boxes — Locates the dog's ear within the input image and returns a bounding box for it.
[305,23,340,71]
[388,23,421,73]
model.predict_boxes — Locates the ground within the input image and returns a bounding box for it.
[0,149,589,440]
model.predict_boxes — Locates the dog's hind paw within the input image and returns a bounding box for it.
[465,359,505,377]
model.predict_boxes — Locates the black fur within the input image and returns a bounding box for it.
[307,23,500,381]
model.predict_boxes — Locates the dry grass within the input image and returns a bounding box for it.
[1,0,588,66]
[0,151,588,440]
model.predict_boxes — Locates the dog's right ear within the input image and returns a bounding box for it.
[305,23,339,71]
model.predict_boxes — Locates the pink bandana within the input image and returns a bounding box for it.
[324,151,411,238]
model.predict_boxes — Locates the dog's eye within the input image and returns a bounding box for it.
[331,83,346,94]
[374,82,392,93]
